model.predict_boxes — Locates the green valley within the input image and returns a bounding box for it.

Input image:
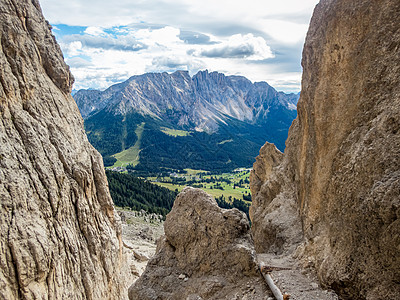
[77,71,296,219]
[150,168,251,202]
[160,127,191,137]
[106,168,252,218]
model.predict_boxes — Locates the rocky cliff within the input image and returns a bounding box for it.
[250,0,400,299]
[0,0,128,298]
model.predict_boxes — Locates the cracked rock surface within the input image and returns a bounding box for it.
[0,0,129,298]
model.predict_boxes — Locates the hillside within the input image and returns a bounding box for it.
[106,171,178,216]
[74,71,298,172]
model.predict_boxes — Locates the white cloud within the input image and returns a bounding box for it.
[260,20,310,44]
[196,34,273,60]
[66,57,93,68]
[135,26,181,47]
[65,41,82,56]
[62,34,146,52]
[57,25,281,90]
[148,56,205,74]
[40,0,320,92]
[84,26,106,36]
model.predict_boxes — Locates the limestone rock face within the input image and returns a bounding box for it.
[0,0,128,299]
[129,187,269,300]
[249,142,302,254]
[250,0,400,299]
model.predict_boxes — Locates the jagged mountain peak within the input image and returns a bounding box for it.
[74,70,299,132]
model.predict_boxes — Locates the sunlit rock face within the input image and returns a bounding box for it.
[0,0,129,298]
[250,0,400,299]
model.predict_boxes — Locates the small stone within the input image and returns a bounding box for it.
[311,283,319,289]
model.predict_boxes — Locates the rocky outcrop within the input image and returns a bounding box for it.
[129,187,270,300]
[249,142,302,255]
[0,0,128,298]
[250,0,400,299]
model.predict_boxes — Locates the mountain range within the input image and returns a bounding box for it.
[74,70,299,173]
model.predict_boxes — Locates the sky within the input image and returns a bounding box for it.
[40,0,319,93]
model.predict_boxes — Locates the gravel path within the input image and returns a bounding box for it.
[258,253,339,300]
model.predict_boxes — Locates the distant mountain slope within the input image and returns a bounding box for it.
[74,70,298,172]
[106,171,178,216]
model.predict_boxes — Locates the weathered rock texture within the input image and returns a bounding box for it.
[250,0,400,299]
[129,187,270,300]
[0,0,128,298]
[250,142,303,255]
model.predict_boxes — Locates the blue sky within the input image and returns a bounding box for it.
[40,0,319,93]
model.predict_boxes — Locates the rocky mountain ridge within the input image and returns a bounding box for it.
[74,70,299,132]
[74,71,299,172]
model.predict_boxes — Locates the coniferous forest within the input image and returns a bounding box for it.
[106,171,251,218]
[106,171,178,217]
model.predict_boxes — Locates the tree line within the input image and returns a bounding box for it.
[106,171,251,219]
[106,171,178,217]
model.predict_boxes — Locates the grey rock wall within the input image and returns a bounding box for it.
[250,0,400,299]
[0,0,128,298]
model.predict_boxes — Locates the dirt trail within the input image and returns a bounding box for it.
[118,208,339,299]
[258,253,339,300]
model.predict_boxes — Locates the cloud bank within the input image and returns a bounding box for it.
[40,0,319,92]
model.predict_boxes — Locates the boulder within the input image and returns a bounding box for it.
[129,187,269,300]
